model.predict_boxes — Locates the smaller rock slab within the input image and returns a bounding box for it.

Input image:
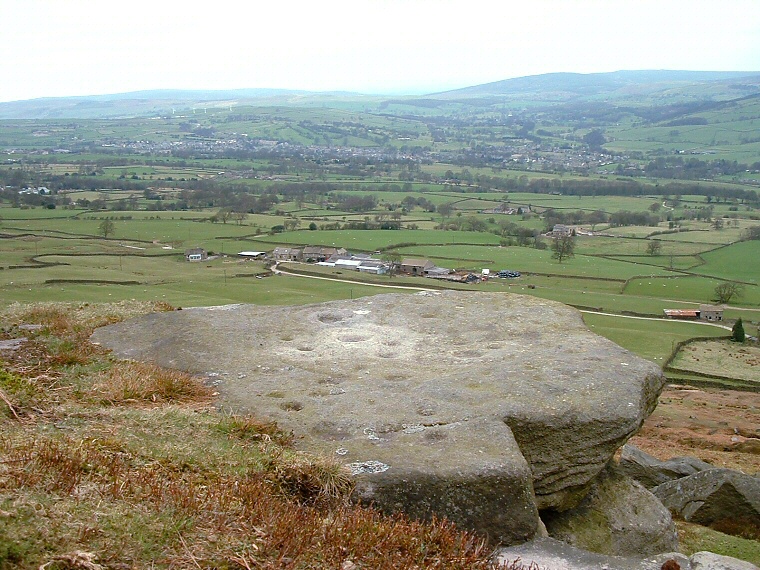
[653,468,760,532]
[0,338,27,352]
[543,464,678,557]
[495,537,690,570]
[620,444,714,489]
[690,552,759,570]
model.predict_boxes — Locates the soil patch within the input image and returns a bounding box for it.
[629,385,760,474]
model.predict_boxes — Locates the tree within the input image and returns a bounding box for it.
[381,250,402,277]
[712,218,724,230]
[216,208,233,224]
[233,211,248,225]
[437,202,454,220]
[740,225,760,241]
[588,210,608,231]
[284,218,301,231]
[731,318,745,343]
[98,219,115,238]
[646,241,662,256]
[714,282,744,304]
[551,235,575,263]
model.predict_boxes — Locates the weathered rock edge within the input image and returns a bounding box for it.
[653,468,760,530]
[496,538,759,570]
[91,291,665,544]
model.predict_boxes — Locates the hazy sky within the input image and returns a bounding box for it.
[2,0,760,103]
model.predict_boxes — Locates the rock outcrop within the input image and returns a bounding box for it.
[543,464,678,557]
[496,539,758,570]
[495,537,690,570]
[619,444,714,489]
[690,552,760,570]
[653,468,760,533]
[91,291,665,544]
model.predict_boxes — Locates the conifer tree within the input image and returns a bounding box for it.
[731,318,745,343]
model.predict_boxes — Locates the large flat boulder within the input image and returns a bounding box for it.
[91,291,664,544]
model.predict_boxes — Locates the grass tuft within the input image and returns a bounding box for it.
[94,361,213,405]
[217,412,294,446]
[266,448,355,507]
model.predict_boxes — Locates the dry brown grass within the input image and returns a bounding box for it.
[0,433,495,569]
[0,301,517,569]
[93,361,213,405]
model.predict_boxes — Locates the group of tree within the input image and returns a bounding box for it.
[331,193,378,212]
[608,210,661,227]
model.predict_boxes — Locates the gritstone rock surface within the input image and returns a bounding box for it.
[542,464,678,557]
[91,291,665,544]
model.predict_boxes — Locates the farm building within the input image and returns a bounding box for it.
[184,248,208,262]
[334,259,363,270]
[551,224,575,237]
[237,251,267,259]
[400,258,435,276]
[663,309,700,320]
[357,260,389,275]
[663,305,724,321]
[273,247,301,262]
[699,304,724,322]
[302,246,347,262]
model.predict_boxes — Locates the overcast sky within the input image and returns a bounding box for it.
[2,0,759,103]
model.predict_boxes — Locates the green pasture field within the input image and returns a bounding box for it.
[688,241,760,283]
[599,225,669,238]
[321,188,454,204]
[1,212,279,247]
[481,277,706,316]
[502,193,666,212]
[624,275,760,307]
[251,229,502,251]
[574,236,714,256]
[605,254,704,272]
[450,198,513,212]
[0,267,398,308]
[581,312,728,363]
[100,165,219,179]
[604,97,760,162]
[391,243,679,279]
[0,205,82,220]
[653,229,749,245]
